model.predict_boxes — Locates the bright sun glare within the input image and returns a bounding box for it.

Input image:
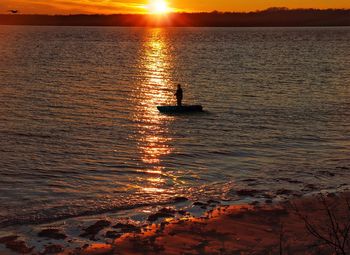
[148,0,169,14]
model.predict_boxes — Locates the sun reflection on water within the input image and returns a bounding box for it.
[132,29,175,195]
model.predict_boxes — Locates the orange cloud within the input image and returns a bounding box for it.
[1,0,146,14]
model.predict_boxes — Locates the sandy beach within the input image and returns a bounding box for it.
[2,191,348,255]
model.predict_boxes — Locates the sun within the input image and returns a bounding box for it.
[148,0,170,14]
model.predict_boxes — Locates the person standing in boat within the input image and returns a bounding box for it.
[175,84,183,106]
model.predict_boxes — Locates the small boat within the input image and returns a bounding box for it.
[157,105,203,114]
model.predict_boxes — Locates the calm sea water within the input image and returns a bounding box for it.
[0,26,349,227]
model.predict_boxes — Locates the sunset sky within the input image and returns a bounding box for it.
[1,0,350,14]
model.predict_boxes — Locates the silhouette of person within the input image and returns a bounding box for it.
[175,84,183,106]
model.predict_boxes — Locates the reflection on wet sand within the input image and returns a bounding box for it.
[132,29,176,194]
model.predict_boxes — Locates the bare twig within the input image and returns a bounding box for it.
[293,194,350,255]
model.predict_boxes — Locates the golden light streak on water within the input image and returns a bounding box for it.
[132,29,176,194]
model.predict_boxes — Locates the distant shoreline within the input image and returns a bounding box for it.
[1,9,350,27]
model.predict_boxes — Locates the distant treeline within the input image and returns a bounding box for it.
[1,8,350,27]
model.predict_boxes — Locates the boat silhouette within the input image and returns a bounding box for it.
[157,105,203,114]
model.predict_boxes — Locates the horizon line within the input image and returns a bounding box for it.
[3,7,350,16]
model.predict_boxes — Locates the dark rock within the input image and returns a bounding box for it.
[148,212,174,222]
[173,197,188,203]
[38,229,67,240]
[207,199,220,204]
[0,236,33,253]
[236,189,260,197]
[42,244,63,254]
[80,220,111,239]
[336,166,349,170]
[105,231,121,239]
[262,193,274,199]
[113,223,139,233]
[158,207,177,214]
[193,201,207,206]
[284,179,303,184]
[147,207,177,222]
[178,210,187,215]
[276,189,293,195]
[242,178,256,182]
[3,239,33,254]
[305,184,318,190]
[318,170,336,177]
[275,177,301,183]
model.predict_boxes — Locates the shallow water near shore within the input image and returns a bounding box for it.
[0,26,350,231]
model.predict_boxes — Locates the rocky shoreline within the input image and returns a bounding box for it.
[0,191,349,254]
